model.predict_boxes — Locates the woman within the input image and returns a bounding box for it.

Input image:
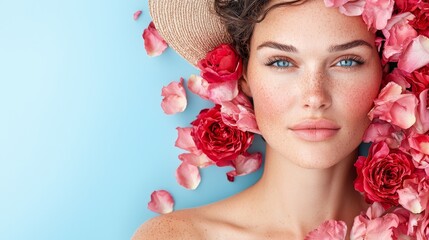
[135,0,428,239]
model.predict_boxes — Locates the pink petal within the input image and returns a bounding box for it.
[142,21,168,57]
[187,74,210,100]
[389,94,418,129]
[362,0,395,30]
[398,185,424,214]
[178,152,214,168]
[174,127,200,154]
[175,162,201,190]
[370,82,418,129]
[187,75,239,104]
[398,35,429,73]
[323,0,349,8]
[351,203,399,240]
[221,92,260,134]
[226,153,262,182]
[147,190,174,214]
[305,220,347,240]
[415,89,429,134]
[161,78,187,115]
[362,121,404,148]
[206,80,239,104]
[339,0,365,16]
[133,10,142,21]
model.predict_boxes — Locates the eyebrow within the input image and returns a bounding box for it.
[328,40,373,52]
[256,39,373,53]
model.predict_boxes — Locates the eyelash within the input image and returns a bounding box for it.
[264,57,295,69]
[335,56,365,67]
[264,56,365,69]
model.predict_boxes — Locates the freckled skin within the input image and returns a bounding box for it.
[243,1,382,169]
[133,0,382,239]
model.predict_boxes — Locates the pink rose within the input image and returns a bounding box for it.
[191,105,254,166]
[142,21,168,57]
[362,0,394,30]
[197,44,243,84]
[369,82,418,129]
[305,220,347,240]
[350,203,400,240]
[160,78,187,115]
[354,141,414,208]
[220,91,260,134]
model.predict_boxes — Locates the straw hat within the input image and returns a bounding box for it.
[148,0,232,66]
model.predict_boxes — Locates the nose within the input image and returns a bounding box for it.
[301,71,332,110]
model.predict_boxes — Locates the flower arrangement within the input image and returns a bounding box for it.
[140,0,429,238]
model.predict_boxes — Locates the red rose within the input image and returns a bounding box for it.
[354,141,414,209]
[191,105,253,166]
[197,44,243,84]
[395,0,420,12]
[409,2,429,37]
[404,66,429,95]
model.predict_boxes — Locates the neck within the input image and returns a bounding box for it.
[247,145,365,238]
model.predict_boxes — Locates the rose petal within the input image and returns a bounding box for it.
[221,92,260,134]
[414,89,429,134]
[398,186,424,214]
[305,220,347,240]
[339,0,365,16]
[178,152,214,168]
[369,82,417,129]
[133,10,142,21]
[147,190,174,214]
[175,127,200,154]
[362,0,395,30]
[350,203,400,240]
[187,74,210,100]
[398,35,429,73]
[175,162,201,190]
[142,21,168,57]
[226,152,262,182]
[161,78,187,115]
[206,80,239,104]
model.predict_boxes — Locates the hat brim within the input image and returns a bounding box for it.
[149,0,232,67]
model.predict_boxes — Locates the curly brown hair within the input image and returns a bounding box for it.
[213,0,302,64]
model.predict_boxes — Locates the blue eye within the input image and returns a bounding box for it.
[336,58,363,67]
[272,60,293,68]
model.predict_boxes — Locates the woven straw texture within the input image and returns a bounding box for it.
[149,0,232,66]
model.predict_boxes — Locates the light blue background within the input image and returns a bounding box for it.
[0,0,264,239]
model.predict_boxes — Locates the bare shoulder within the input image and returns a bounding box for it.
[131,209,205,240]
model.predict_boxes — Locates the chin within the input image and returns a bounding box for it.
[293,150,358,170]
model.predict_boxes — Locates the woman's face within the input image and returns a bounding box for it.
[243,0,382,168]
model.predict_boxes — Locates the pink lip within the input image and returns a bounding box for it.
[289,119,340,142]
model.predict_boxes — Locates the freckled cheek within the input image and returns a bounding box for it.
[251,86,290,129]
[343,84,378,130]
